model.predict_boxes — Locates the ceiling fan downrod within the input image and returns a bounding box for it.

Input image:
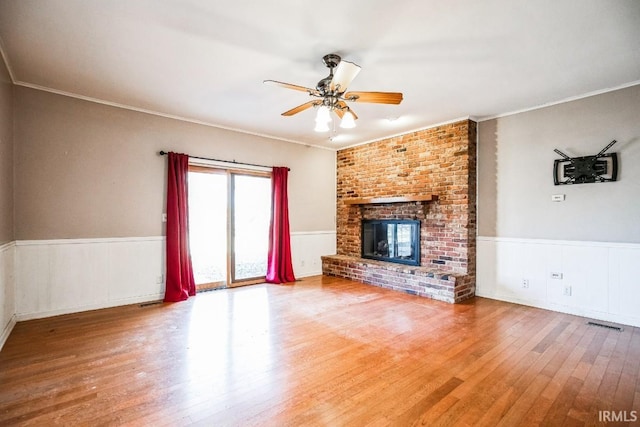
[316,54,341,97]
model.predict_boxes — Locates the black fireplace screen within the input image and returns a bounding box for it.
[361,219,420,266]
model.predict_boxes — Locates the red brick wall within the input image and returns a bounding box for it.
[336,119,477,276]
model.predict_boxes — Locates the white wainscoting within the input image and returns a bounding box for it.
[290,231,336,278]
[0,241,16,350]
[11,232,336,322]
[15,237,165,321]
[477,236,640,327]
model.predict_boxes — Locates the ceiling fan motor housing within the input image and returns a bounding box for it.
[322,54,341,69]
[316,76,332,94]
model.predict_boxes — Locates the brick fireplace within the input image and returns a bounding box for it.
[322,119,477,303]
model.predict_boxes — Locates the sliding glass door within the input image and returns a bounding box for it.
[188,167,271,289]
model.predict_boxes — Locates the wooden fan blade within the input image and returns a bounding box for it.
[334,102,358,120]
[264,80,320,96]
[343,91,403,104]
[282,101,320,116]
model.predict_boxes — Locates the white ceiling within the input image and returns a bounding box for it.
[0,0,639,150]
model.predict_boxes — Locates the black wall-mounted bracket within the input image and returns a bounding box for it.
[553,140,618,185]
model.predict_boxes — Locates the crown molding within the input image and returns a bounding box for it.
[14,81,338,152]
[477,80,640,122]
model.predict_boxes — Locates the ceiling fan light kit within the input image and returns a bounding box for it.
[314,105,332,133]
[265,53,403,133]
[315,105,331,124]
[314,105,356,132]
[339,110,356,129]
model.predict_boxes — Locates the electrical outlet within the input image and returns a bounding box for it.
[563,285,572,296]
[162,213,167,223]
[300,260,305,267]
[156,274,164,284]
[522,279,530,288]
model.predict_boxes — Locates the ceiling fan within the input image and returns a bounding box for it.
[264,54,403,132]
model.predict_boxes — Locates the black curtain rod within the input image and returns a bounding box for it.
[158,151,290,171]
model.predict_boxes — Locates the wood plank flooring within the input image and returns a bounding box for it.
[0,275,638,426]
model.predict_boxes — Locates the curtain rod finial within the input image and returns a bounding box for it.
[159,150,167,156]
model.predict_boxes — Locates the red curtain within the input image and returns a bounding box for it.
[164,152,196,302]
[265,167,296,284]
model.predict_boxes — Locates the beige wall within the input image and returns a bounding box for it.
[14,87,336,240]
[0,55,13,244]
[478,84,640,243]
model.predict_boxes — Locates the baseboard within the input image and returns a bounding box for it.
[296,270,323,279]
[16,293,164,321]
[0,314,16,351]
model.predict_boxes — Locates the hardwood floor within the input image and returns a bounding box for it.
[1,275,638,426]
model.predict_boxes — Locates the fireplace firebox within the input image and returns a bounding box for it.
[361,219,420,266]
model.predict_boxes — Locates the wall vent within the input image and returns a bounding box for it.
[139,301,162,307]
[587,321,623,331]
[196,288,221,293]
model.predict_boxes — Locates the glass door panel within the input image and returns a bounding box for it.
[232,174,271,282]
[188,171,228,287]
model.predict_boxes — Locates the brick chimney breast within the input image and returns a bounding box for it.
[323,119,477,303]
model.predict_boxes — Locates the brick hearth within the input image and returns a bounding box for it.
[322,119,477,303]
